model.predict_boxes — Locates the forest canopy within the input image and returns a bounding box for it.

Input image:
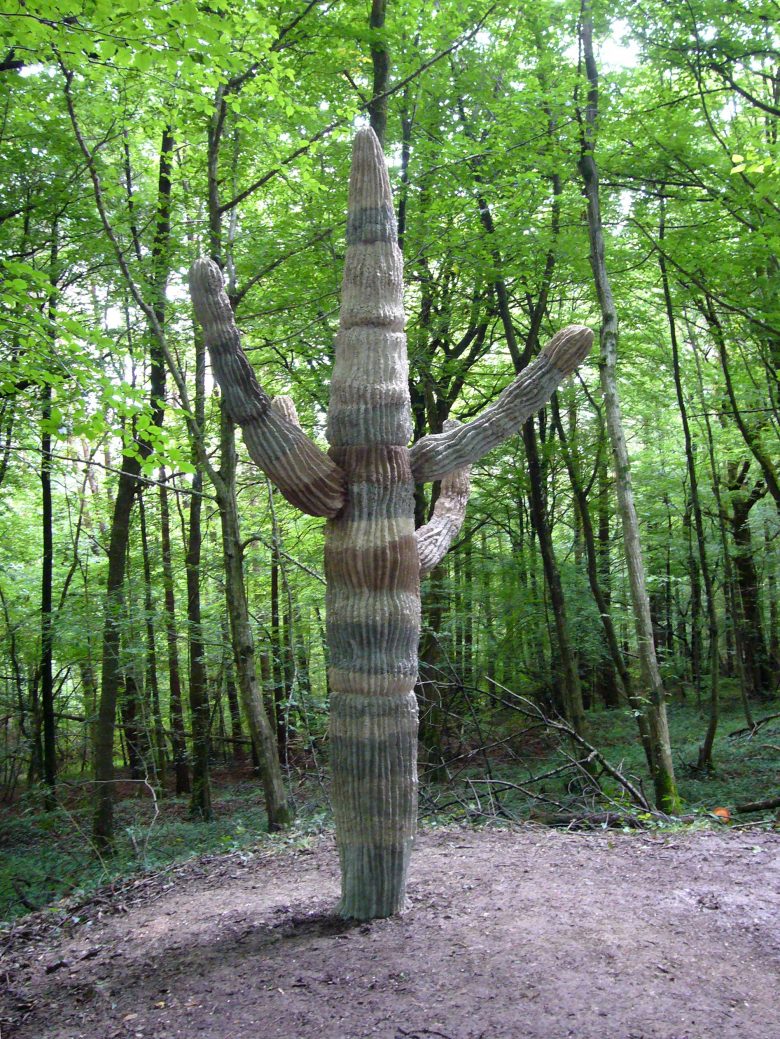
[0,0,778,919]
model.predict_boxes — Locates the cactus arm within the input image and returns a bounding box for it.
[189,258,346,518]
[409,325,593,485]
[416,420,471,577]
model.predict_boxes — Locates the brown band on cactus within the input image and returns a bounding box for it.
[189,259,346,518]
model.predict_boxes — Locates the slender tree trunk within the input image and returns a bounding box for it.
[269,503,288,760]
[138,491,166,788]
[121,670,145,781]
[579,1,679,811]
[91,127,173,846]
[700,297,780,513]
[187,331,212,820]
[40,384,56,801]
[222,614,246,763]
[767,522,779,672]
[523,418,587,735]
[551,399,656,763]
[368,0,389,146]
[158,468,190,794]
[465,147,586,734]
[683,502,704,698]
[40,229,58,805]
[480,530,496,691]
[659,213,719,767]
[730,488,772,698]
[94,466,141,845]
[416,568,447,776]
[689,326,754,728]
[218,408,292,830]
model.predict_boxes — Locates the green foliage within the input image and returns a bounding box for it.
[0,779,334,923]
[0,0,777,875]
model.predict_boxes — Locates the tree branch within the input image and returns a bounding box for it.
[219,3,499,214]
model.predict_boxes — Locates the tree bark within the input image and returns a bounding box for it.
[138,490,166,788]
[660,207,720,766]
[186,333,212,820]
[40,227,58,805]
[689,324,754,728]
[368,0,389,146]
[729,474,772,697]
[551,398,656,762]
[218,408,293,830]
[579,1,680,812]
[158,468,190,794]
[90,127,173,846]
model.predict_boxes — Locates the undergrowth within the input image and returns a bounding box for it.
[1,683,776,924]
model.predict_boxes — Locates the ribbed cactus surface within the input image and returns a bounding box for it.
[325,129,419,918]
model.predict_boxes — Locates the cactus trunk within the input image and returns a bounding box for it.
[325,129,419,918]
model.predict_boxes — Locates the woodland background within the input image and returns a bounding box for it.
[0,0,778,920]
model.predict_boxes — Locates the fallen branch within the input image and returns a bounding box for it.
[527,809,648,830]
[485,678,653,813]
[728,713,780,739]
[733,796,780,815]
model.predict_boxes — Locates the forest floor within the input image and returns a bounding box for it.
[1,825,778,1039]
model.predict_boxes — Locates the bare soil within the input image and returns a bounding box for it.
[1,826,778,1039]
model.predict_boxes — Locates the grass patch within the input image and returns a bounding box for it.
[0,775,332,924]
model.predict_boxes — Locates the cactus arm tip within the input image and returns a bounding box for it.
[409,325,594,484]
[542,324,594,376]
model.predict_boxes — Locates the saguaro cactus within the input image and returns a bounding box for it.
[189,127,592,919]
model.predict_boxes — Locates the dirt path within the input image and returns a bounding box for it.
[1,826,778,1039]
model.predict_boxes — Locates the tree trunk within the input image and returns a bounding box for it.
[138,491,166,788]
[186,333,212,820]
[463,146,586,736]
[689,326,754,728]
[579,1,680,812]
[367,0,389,146]
[730,483,772,698]
[222,614,246,763]
[40,227,59,806]
[218,407,292,830]
[40,385,57,802]
[121,670,145,781]
[523,418,587,735]
[91,127,173,846]
[660,216,719,767]
[159,468,190,794]
[551,399,656,764]
[269,509,288,760]
[93,463,141,845]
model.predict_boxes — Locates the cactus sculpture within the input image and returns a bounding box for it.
[189,127,592,919]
